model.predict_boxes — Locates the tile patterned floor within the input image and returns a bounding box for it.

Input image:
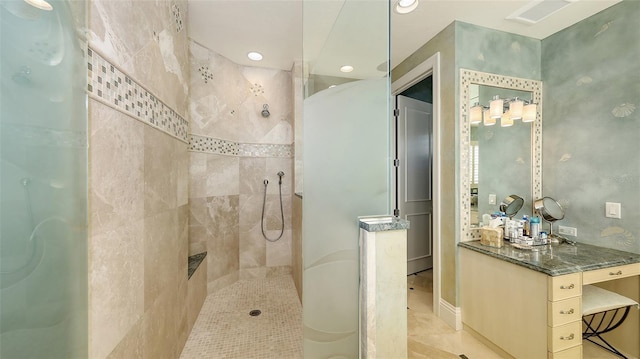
[407,270,502,359]
[180,270,620,358]
[179,275,303,359]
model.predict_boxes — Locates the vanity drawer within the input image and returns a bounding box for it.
[583,263,640,284]
[548,297,581,327]
[548,273,582,301]
[547,321,582,352]
[548,345,582,359]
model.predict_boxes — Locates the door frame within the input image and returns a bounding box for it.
[391,52,442,318]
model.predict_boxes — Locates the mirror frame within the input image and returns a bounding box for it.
[459,69,543,241]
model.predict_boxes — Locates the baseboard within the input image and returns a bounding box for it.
[439,299,462,331]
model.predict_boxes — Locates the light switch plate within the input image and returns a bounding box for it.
[605,202,621,219]
[489,193,496,205]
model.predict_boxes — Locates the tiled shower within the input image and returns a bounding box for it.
[86,0,296,357]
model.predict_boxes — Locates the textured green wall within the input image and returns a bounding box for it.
[541,1,640,253]
[455,22,541,80]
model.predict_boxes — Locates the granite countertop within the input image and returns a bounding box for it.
[188,252,207,279]
[359,216,410,232]
[459,240,640,277]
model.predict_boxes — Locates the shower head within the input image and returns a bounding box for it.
[261,104,270,118]
[277,171,284,184]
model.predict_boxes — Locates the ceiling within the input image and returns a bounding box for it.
[188,0,621,77]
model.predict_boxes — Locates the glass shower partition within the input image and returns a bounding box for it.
[302,0,390,356]
[0,0,88,357]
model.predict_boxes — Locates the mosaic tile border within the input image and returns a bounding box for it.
[86,46,189,143]
[189,134,292,158]
[459,68,543,242]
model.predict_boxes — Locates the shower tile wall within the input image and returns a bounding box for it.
[87,0,199,358]
[188,41,294,294]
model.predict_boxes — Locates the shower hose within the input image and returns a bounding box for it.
[260,175,285,242]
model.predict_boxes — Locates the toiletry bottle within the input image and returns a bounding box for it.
[522,215,530,237]
[530,216,540,239]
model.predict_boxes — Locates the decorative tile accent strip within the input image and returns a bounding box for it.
[189,134,239,156]
[188,134,292,158]
[86,47,189,142]
[239,143,292,158]
[171,3,184,33]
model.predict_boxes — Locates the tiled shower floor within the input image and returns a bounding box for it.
[179,275,303,359]
[180,271,622,358]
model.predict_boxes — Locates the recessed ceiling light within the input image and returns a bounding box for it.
[247,51,263,61]
[24,0,53,10]
[394,0,418,14]
[340,65,354,73]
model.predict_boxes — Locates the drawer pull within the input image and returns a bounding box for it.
[560,334,575,341]
[609,270,623,276]
[560,284,575,290]
[560,309,574,315]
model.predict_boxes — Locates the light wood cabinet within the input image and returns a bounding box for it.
[460,248,582,359]
[582,263,640,284]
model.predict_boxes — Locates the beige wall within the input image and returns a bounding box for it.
[391,23,458,306]
[188,41,294,294]
[87,0,200,357]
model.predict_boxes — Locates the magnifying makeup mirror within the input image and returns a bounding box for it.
[500,194,524,219]
[534,197,569,244]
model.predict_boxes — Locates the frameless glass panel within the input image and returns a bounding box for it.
[0,0,88,357]
[302,0,390,357]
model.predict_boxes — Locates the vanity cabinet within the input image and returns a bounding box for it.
[460,242,640,359]
[460,248,582,359]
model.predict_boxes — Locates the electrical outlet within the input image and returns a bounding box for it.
[558,225,577,237]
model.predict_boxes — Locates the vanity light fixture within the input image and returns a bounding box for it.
[483,108,496,126]
[394,0,419,14]
[340,65,354,73]
[509,97,524,120]
[247,51,263,61]
[501,110,514,127]
[522,103,537,122]
[476,96,537,126]
[470,103,483,125]
[489,96,504,119]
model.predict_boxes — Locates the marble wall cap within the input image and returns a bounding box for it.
[359,216,410,232]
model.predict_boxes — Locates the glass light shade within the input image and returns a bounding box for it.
[24,0,53,10]
[522,103,537,123]
[509,99,524,120]
[490,98,504,119]
[501,110,514,127]
[395,0,419,14]
[470,105,483,125]
[483,109,496,126]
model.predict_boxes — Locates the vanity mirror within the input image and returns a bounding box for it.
[459,69,543,241]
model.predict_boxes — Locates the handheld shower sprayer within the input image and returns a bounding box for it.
[261,171,285,242]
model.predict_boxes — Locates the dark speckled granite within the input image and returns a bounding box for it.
[459,241,640,277]
[188,252,207,279]
[359,217,410,232]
